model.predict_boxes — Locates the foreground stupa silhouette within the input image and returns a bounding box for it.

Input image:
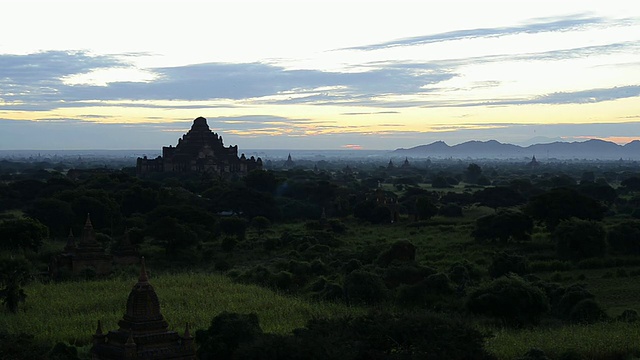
[137,116,262,176]
[91,258,195,359]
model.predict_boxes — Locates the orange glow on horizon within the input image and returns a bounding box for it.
[572,136,640,145]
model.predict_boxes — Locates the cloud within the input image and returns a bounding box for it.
[418,85,640,108]
[0,51,123,82]
[341,111,400,116]
[343,15,620,51]
[0,51,457,110]
[94,62,454,102]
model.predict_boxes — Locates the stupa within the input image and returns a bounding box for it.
[91,258,195,359]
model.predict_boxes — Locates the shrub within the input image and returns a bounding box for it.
[568,299,608,324]
[607,220,640,254]
[196,312,263,360]
[472,210,533,243]
[296,311,494,360]
[616,309,639,323]
[548,283,595,320]
[0,332,51,360]
[383,263,436,288]
[221,237,237,252]
[466,276,549,326]
[439,203,463,217]
[311,279,344,302]
[343,270,387,304]
[448,260,483,286]
[271,271,294,291]
[376,240,416,267]
[516,348,551,360]
[214,259,231,272]
[553,218,606,261]
[488,252,530,279]
[342,258,362,274]
[327,219,348,233]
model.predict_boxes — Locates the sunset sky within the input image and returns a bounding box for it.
[1,0,639,150]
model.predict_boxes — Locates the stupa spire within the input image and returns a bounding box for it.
[64,228,76,252]
[139,257,148,282]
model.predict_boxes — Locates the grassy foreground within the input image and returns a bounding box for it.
[487,321,640,360]
[1,272,361,346]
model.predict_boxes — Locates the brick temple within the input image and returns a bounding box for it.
[136,116,262,176]
[91,258,196,359]
[50,214,112,277]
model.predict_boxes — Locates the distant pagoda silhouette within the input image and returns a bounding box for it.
[136,116,262,176]
[50,214,112,277]
[91,258,195,359]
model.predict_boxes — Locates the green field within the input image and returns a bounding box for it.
[1,273,361,347]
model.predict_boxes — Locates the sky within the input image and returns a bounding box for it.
[0,0,639,150]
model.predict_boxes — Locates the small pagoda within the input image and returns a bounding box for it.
[50,214,112,277]
[91,258,195,359]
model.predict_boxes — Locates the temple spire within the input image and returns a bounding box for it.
[139,257,148,282]
[64,228,76,252]
[126,331,135,346]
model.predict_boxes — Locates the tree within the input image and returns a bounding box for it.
[473,186,525,210]
[243,170,279,194]
[148,216,199,255]
[488,252,530,278]
[431,175,452,188]
[466,276,549,326]
[525,187,606,230]
[0,217,49,251]
[219,217,248,241]
[465,163,482,184]
[607,220,640,254]
[26,198,75,237]
[620,176,640,192]
[577,182,617,205]
[472,210,533,243]
[0,257,30,313]
[553,218,606,261]
[198,311,494,360]
[343,270,387,304]
[196,312,263,360]
[251,216,271,238]
[415,196,438,221]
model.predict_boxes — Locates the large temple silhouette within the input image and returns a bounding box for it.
[91,258,196,359]
[136,117,262,176]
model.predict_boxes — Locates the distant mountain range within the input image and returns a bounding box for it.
[393,139,640,160]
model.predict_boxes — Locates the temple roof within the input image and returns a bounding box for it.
[118,258,169,334]
[92,258,195,359]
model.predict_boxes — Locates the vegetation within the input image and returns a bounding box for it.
[2,156,640,359]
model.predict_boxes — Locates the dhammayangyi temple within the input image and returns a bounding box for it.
[136,116,262,176]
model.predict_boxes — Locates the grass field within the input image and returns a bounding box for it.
[0,272,361,347]
[487,321,640,360]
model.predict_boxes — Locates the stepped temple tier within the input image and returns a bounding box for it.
[137,117,262,176]
[91,258,196,359]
